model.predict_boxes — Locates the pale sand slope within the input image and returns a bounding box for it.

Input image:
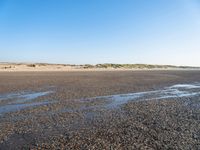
[0,64,131,71]
[0,63,198,72]
[0,64,80,72]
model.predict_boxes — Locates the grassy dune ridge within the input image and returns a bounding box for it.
[0,62,199,71]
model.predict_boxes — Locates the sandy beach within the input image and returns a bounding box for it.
[1,63,199,72]
[1,0,200,149]
[0,70,199,149]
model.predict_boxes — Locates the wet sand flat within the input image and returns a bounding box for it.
[0,70,200,149]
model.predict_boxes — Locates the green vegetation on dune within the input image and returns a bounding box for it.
[0,62,199,70]
[82,64,199,69]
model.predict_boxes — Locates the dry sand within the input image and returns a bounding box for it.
[0,63,81,72]
[0,63,197,72]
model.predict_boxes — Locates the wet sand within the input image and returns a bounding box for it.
[0,70,200,149]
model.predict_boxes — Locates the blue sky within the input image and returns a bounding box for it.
[0,0,200,66]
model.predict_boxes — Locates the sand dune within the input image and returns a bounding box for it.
[0,63,198,71]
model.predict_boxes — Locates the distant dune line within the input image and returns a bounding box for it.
[0,63,199,72]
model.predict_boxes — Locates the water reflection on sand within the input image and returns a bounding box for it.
[0,91,53,115]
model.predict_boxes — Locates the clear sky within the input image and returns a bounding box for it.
[0,0,200,66]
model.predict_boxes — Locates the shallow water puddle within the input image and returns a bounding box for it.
[0,101,50,114]
[0,83,200,116]
[0,91,52,102]
[13,91,53,104]
[83,83,200,109]
[59,83,200,117]
[0,91,53,115]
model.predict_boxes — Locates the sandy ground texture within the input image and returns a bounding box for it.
[0,70,200,149]
[0,63,82,72]
[0,63,198,72]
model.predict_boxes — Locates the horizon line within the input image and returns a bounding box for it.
[0,62,200,68]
